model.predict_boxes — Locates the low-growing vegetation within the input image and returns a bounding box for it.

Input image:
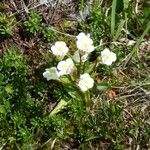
[0,0,150,149]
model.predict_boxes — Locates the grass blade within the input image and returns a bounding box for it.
[123,21,150,67]
[113,19,125,41]
[123,0,130,30]
[111,0,117,37]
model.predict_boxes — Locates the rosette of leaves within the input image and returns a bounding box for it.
[0,13,15,38]
[24,11,43,35]
[42,27,56,42]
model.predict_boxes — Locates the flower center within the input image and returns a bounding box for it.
[48,72,52,78]
[57,46,63,51]
[83,42,88,49]
[83,79,88,85]
[62,63,68,69]
[106,54,111,61]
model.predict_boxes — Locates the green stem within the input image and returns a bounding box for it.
[84,91,91,112]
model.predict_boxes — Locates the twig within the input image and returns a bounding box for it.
[10,3,42,17]
[48,26,76,38]
[50,0,60,23]
[123,109,137,123]
[10,0,18,12]
[41,138,57,149]
[95,41,127,49]
[122,28,136,40]
[119,93,143,99]
[113,82,150,89]
[100,0,104,6]
[0,143,6,150]
[135,0,140,14]
[22,0,29,13]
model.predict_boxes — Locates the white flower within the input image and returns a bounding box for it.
[78,73,94,92]
[101,48,117,66]
[51,41,69,58]
[72,50,88,63]
[57,58,75,76]
[76,32,95,53]
[43,67,60,81]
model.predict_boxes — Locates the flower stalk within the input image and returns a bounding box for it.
[84,91,91,112]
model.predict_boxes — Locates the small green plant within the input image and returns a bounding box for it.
[42,27,56,42]
[24,11,42,35]
[0,0,150,149]
[0,13,15,37]
[43,32,117,115]
[77,0,88,10]
[81,4,108,45]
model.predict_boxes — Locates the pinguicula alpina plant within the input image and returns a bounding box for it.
[43,32,117,115]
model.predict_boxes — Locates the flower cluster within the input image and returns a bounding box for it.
[43,32,116,92]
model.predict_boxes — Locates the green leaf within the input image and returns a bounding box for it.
[143,2,150,18]
[49,99,68,117]
[5,85,14,94]
[97,83,111,91]
[123,0,129,9]
[143,7,150,18]
[0,105,6,114]
[85,63,95,74]
[60,76,72,84]
[0,73,4,84]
